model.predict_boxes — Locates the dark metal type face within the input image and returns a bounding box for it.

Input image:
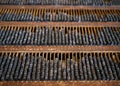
[0,0,120,5]
[0,51,119,81]
[0,22,120,46]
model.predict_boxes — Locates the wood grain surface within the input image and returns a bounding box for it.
[0,81,120,86]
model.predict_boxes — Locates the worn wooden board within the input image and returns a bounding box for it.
[0,81,120,86]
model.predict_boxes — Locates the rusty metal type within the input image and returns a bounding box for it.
[0,0,120,86]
